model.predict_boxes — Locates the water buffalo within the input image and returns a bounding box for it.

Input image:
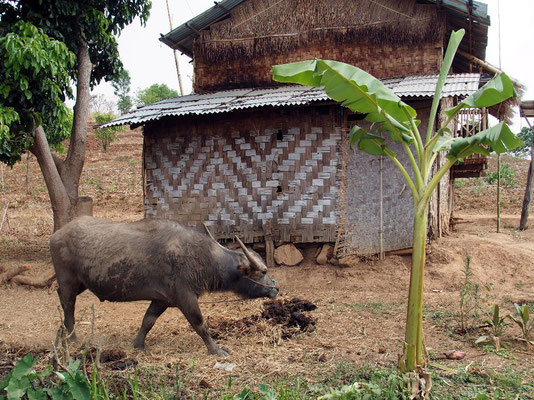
[50,216,279,357]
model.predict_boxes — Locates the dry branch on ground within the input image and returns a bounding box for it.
[0,264,31,285]
[12,270,56,288]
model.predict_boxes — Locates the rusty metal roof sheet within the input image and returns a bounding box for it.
[102,74,482,128]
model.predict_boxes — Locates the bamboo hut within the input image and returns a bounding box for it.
[106,0,516,257]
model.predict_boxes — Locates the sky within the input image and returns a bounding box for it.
[94,0,534,131]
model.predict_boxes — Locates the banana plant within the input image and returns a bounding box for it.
[510,303,532,345]
[272,29,522,372]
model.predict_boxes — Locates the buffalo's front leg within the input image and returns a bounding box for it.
[133,301,168,350]
[178,293,229,357]
[57,280,85,342]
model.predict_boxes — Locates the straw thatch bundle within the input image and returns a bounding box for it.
[194,0,446,62]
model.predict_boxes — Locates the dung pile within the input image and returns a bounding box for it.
[210,298,317,340]
[261,298,317,338]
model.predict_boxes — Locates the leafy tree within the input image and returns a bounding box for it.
[112,68,132,115]
[272,29,521,373]
[93,113,125,152]
[135,83,178,107]
[509,127,533,157]
[0,0,151,231]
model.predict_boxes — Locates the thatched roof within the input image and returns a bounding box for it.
[190,0,445,62]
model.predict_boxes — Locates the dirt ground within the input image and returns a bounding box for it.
[0,129,533,391]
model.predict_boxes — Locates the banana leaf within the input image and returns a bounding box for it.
[272,59,416,143]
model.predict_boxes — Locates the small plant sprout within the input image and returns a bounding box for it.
[457,255,483,333]
[477,304,509,351]
[510,303,533,348]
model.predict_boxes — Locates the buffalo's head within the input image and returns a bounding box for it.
[203,224,279,299]
[232,237,279,299]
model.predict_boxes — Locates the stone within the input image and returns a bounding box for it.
[274,244,303,266]
[316,244,333,265]
[329,257,339,266]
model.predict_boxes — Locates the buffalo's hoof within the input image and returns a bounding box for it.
[210,347,230,358]
[67,333,79,343]
[133,341,146,352]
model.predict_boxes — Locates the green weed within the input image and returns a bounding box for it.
[485,163,516,188]
[454,178,466,189]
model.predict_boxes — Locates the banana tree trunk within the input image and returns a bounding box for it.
[402,207,428,371]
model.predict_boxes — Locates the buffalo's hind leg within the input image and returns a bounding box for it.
[133,301,168,350]
[178,293,229,357]
[57,281,86,342]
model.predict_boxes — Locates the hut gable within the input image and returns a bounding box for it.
[192,0,446,91]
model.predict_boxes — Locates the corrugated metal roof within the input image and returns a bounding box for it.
[161,0,489,58]
[160,0,246,57]
[102,74,481,128]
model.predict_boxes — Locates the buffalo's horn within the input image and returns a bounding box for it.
[203,223,226,250]
[234,236,267,272]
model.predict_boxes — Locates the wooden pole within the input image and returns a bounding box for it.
[265,220,275,268]
[519,119,534,230]
[165,0,184,96]
[497,154,501,233]
[379,155,384,260]
[26,152,30,195]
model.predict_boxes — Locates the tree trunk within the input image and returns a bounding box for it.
[402,208,428,372]
[30,126,72,231]
[519,134,534,230]
[59,36,92,200]
[29,36,93,231]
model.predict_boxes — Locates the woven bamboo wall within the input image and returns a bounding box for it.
[428,97,454,239]
[336,100,437,256]
[143,100,451,253]
[143,106,342,243]
[194,40,443,92]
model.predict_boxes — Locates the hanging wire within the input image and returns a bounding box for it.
[184,0,194,16]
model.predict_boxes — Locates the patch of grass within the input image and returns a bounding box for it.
[342,301,392,315]
[434,366,534,400]
[114,156,132,162]
[470,178,486,196]
[481,345,518,360]
[86,177,103,191]
[454,178,466,189]
[3,353,534,400]
[425,307,454,327]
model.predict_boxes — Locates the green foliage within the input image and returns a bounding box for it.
[485,163,516,187]
[457,256,482,333]
[508,127,533,157]
[111,68,132,115]
[135,83,179,107]
[0,0,151,88]
[0,0,151,166]
[436,122,521,161]
[453,178,466,189]
[0,21,74,165]
[0,353,90,400]
[485,304,510,337]
[93,113,124,152]
[510,303,532,344]
[318,372,411,400]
